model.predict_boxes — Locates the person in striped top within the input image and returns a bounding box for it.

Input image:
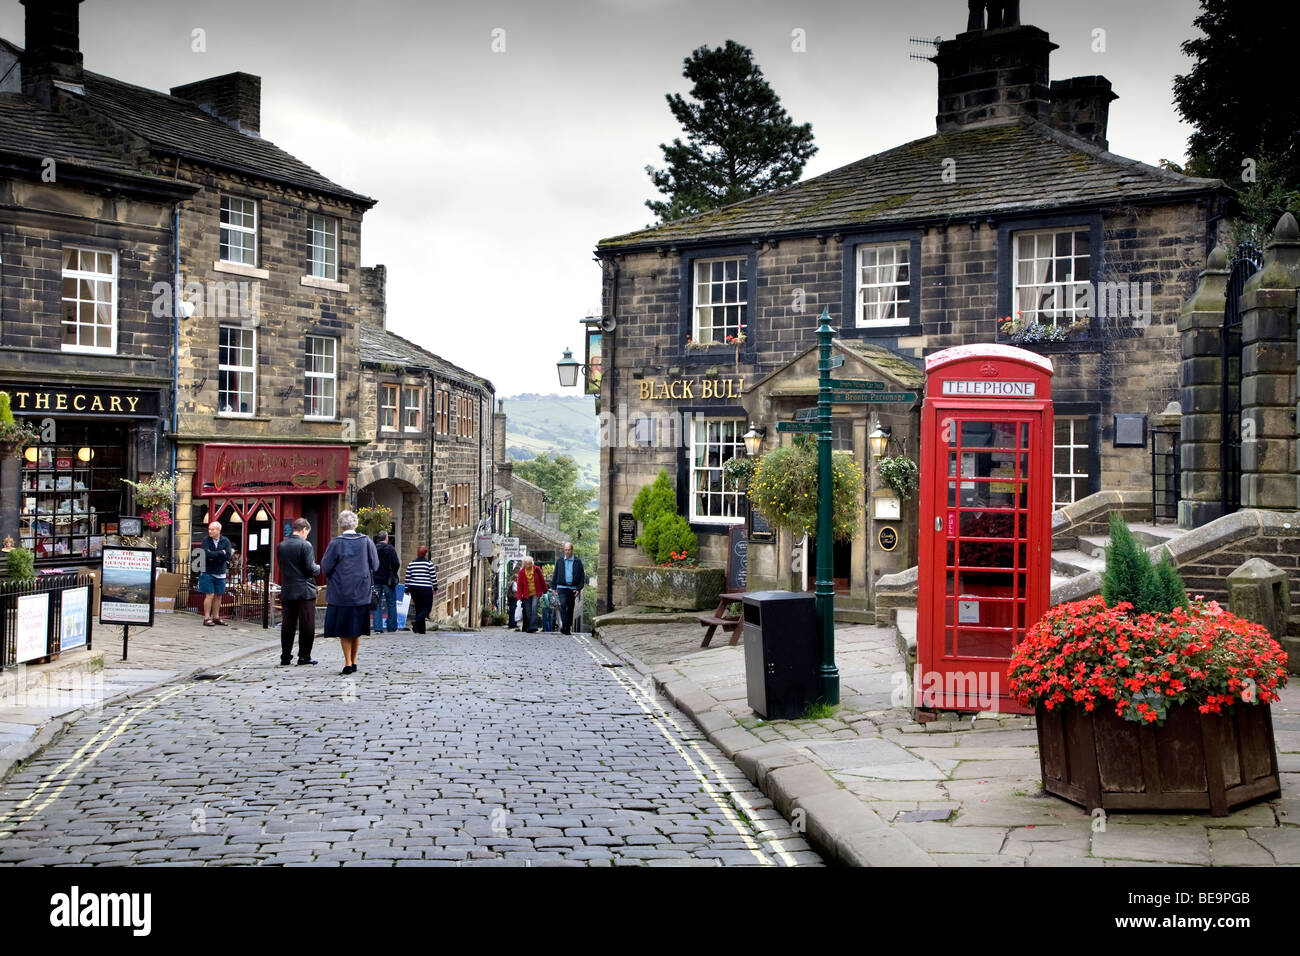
[405,546,437,634]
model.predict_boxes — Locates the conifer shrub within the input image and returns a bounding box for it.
[1100,512,1188,614]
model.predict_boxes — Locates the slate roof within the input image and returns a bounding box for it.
[78,71,374,206]
[509,508,569,549]
[359,322,494,393]
[598,118,1225,251]
[0,92,194,199]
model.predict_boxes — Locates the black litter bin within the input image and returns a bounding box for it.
[742,590,819,720]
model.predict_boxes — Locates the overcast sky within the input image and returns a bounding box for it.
[0,0,1206,396]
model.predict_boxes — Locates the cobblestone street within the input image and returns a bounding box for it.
[0,627,820,866]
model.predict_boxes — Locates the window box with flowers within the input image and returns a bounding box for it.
[1008,515,1287,816]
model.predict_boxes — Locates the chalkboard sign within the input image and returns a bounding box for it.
[618,513,637,548]
[727,525,748,591]
[749,508,773,542]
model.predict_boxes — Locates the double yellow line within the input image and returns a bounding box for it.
[0,683,189,838]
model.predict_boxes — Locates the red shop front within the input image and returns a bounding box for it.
[189,444,350,604]
[916,345,1053,714]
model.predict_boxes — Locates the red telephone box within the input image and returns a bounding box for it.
[917,345,1053,713]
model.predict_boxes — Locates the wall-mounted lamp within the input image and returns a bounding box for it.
[556,347,587,388]
[76,447,94,462]
[742,423,767,457]
[869,425,892,460]
[178,297,197,320]
[24,446,38,463]
[442,490,450,505]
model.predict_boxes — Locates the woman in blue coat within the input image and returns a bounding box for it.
[320,509,380,675]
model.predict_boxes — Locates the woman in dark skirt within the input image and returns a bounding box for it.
[320,509,380,675]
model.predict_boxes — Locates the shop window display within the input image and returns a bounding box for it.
[20,424,127,560]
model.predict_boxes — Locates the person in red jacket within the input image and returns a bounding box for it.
[515,556,547,634]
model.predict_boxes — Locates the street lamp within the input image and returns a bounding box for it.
[556,347,583,388]
[869,424,891,460]
[742,424,766,457]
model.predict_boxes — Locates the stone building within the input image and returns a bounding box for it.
[0,21,195,566]
[591,7,1234,614]
[355,265,496,628]
[1,0,378,593]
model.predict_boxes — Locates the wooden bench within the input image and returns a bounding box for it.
[699,590,745,647]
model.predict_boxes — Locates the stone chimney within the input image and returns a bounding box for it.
[359,265,387,329]
[932,3,1057,133]
[21,0,84,104]
[493,400,508,466]
[1049,76,1118,150]
[170,72,261,136]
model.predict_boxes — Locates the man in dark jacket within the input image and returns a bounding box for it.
[372,530,401,632]
[550,541,586,635]
[277,518,320,665]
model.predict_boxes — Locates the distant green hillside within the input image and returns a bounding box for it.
[501,393,600,489]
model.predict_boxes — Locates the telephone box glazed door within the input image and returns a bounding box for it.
[917,346,1053,713]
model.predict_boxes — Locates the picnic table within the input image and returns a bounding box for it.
[698,590,746,648]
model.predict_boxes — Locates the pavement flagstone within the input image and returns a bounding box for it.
[594,617,1300,867]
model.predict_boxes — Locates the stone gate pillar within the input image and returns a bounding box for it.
[1178,245,1229,528]
[1240,213,1300,510]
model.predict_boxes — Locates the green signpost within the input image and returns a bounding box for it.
[828,391,917,404]
[814,309,839,705]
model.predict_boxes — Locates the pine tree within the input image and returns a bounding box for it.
[645,40,817,223]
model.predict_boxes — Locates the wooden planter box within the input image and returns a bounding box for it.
[626,565,725,611]
[1036,702,1281,816]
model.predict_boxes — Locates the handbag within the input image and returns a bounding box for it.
[371,586,380,610]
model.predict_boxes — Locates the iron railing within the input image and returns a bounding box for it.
[1221,242,1264,516]
[0,571,95,670]
[174,563,280,628]
[1151,430,1180,525]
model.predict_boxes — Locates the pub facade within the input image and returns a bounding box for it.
[591,7,1234,614]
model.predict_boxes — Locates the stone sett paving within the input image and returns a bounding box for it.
[0,629,821,867]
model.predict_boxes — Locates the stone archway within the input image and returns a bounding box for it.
[356,462,424,563]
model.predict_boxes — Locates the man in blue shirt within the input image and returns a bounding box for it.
[549,541,585,635]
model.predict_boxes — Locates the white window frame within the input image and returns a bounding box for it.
[692,257,747,345]
[218,325,256,417]
[690,417,745,525]
[60,247,117,354]
[1053,416,1090,509]
[220,195,258,266]
[402,386,423,433]
[1012,228,1091,328]
[304,336,337,420]
[379,384,399,432]
[855,242,911,327]
[308,213,338,280]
